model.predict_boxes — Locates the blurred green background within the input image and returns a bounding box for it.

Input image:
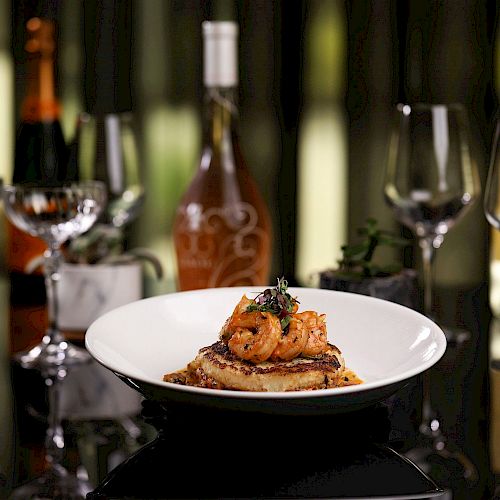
[0,0,498,296]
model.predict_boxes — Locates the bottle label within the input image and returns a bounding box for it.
[175,201,270,289]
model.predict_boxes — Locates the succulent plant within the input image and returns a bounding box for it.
[335,218,409,279]
[64,224,163,279]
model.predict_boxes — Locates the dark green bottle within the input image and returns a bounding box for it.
[7,17,72,353]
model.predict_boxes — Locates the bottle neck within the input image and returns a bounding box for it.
[21,52,60,123]
[202,87,239,149]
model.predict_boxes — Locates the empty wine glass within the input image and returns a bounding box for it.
[484,120,500,362]
[79,112,144,227]
[2,181,106,499]
[383,103,480,484]
[65,112,144,263]
[484,120,500,230]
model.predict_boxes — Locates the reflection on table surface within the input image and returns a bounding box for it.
[0,274,497,499]
[89,401,445,499]
[489,317,500,482]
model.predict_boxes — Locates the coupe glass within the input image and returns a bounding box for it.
[383,103,479,483]
[2,181,106,499]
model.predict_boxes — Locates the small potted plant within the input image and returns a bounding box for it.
[319,218,418,309]
[52,224,162,333]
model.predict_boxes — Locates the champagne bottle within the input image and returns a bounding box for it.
[7,17,70,353]
[173,21,272,290]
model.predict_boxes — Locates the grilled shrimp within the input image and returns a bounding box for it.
[270,316,308,361]
[295,311,329,357]
[220,295,254,341]
[227,311,281,363]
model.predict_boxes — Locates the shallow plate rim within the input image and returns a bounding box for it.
[85,287,447,401]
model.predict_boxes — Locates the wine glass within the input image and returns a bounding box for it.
[484,120,500,230]
[69,112,144,261]
[2,181,106,499]
[383,103,480,484]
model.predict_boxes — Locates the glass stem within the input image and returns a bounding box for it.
[43,245,63,344]
[420,237,436,320]
[419,236,439,436]
[44,368,66,471]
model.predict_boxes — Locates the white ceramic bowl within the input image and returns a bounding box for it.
[85,287,446,415]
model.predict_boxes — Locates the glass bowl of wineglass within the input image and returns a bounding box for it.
[484,119,500,230]
[383,102,480,485]
[1,180,107,499]
[384,103,480,341]
[76,112,143,219]
[64,111,144,264]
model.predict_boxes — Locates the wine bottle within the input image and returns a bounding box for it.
[173,21,272,290]
[6,17,70,353]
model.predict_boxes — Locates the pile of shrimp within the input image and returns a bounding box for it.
[219,295,330,364]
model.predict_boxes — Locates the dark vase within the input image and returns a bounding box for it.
[319,268,419,310]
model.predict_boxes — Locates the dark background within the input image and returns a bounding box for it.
[7,0,499,291]
[3,1,500,498]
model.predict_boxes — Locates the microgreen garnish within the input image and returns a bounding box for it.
[246,277,298,328]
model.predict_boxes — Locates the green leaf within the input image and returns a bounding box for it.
[341,242,369,258]
[336,217,408,278]
[281,315,291,329]
[246,277,298,317]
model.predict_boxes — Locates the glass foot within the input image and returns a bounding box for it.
[8,465,92,500]
[14,335,91,372]
[439,324,471,347]
[404,435,478,488]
